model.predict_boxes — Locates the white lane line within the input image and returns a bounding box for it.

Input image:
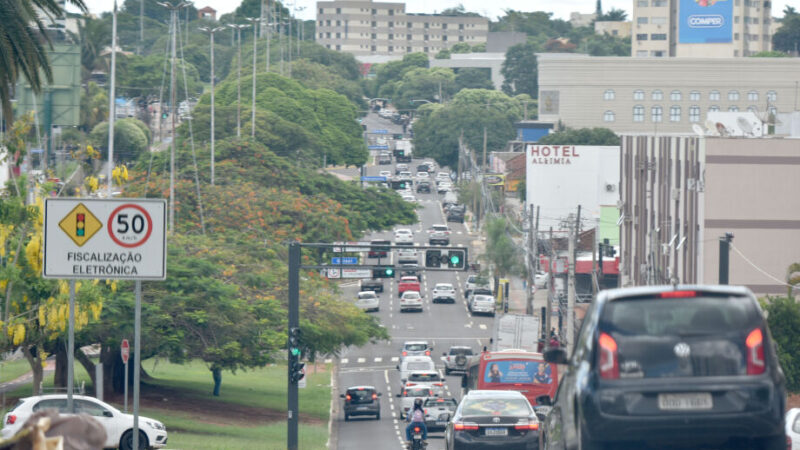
[385,369,390,384]
[375,357,383,363]
[479,324,487,330]
[391,357,399,362]
[341,358,349,364]
[324,358,332,364]
[357,357,366,363]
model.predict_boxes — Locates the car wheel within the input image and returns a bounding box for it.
[344,414,350,421]
[119,430,148,450]
[577,419,604,450]
[376,412,381,420]
[444,367,451,375]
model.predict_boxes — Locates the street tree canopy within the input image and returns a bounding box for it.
[501,42,538,97]
[537,127,620,146]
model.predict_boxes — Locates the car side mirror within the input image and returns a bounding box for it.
[543,347,568,365]
[396,365,400,370]
[340,394,345,398]
[442,352,447,357]
[377,392,382,397]
[535,395,553,406]
[396,393,401,398]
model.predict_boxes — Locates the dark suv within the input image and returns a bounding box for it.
[416,181,431,194]
[341,386,382,421]
[541,285,786,450]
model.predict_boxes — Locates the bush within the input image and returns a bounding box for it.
[762,296,800,392]
[88,118,149,162]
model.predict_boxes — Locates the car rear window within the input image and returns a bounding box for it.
[406,362,434,371]
[599,294,762,378]
[449,348,473,356]
[409,373,441,382]
[425,398,457,408]
[405,344,428,351]
[347,389,375,404]
[405,388,432,397]
[461,397,531,417]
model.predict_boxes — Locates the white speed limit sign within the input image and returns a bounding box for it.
[108,204,154,248]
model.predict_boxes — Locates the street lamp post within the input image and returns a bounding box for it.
[294,5,305,58]
[228,23,251,138]
[199,26,224,186]
[246,17,263,138]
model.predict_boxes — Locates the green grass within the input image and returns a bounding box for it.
[0,359,35,384]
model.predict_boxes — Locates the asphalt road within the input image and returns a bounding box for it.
[333,113,495,450]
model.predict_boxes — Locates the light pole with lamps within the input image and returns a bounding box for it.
[294,5,305,58]
[227,23,251,138]
[199,26,224,186]
[245,17,263,138]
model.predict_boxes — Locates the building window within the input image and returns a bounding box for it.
[407,34,412,40]
[371,33,376,39]
[652,90,663,101]
[689,106,701,122]
[371,21,376,27]
[335,32,341,38]
[319,8,323,14]
[603,89,615,100]
[407,46,412,52]
[747,106,757,113]
[636,50,648,57]
[670,106,681,122]
[637,0,648,5]
[709,90,720,101]
[709,105,720,112]
[389,9,394,16]
[326,20,331,26]
[424,34,429,41]
[670,90,681,101]
[389,21,394,28]
[652,50,665,57]
[326,32,331,38]
[389,46,394,52]
[651,33,667,40]
[768,106,777,116]
[388,34,393,40]
[651,106,663,122]
[634,90,645,100]
[336,7,341,14]
[443,35,448,41]
[318,32,323,38]
[636,33,648,41]
[728,90,740,101]
[442,23,447,29]
[747,91,758,101]
[335,44,341,51]
[604,111,615,122]
[689,91,700,101]
[459,36,464,41]
[637,17,649,25]
[652,0,667,5]
[728,106,739,112]
[633,105,645,122]
[424,47,428,52]
[767,90,777,102]
[372,9,376,14]
[424,22,429,28]
[407,22,413,28]
[652,17,667,25]
[371,45,376,51]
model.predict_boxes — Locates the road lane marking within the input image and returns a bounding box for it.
[479,324,487,330]
[357,358,366,363]
[341,358,349,364]
[385,369,390,384]
[375,357,383,363]
[391,357,399,362]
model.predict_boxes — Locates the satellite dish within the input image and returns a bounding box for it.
[737,117,755,136]
[716,122,729,137]
[704,120,720,136]
[692,124,705,137]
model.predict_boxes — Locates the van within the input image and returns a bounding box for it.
[397,356,435,386]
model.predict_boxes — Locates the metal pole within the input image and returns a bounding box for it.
[67,280,75,412]
[567,221,576,355]
[209,30,216,185]
[247,18,262,138]
[237,27,242,137]
[545,226,553,339]
[133,280,142,450]
[266,16,271,72]
[526,204,534,315]
[107,1,118,198]
[287,242,300,450]
[719,233,733,284]
[169,8,177,232]
[139,0,144,50]
[124,358,128,413]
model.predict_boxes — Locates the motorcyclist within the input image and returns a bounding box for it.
[405,398,428,447]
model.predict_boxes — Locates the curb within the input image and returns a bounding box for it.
[326,359,339,449]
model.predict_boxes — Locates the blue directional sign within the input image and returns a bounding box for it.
[371,129,388,134]
[332,257,359,265]
[368,145,390,150]
[30,148,44,154]
[361,176,387,182]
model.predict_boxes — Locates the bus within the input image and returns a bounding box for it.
[462,349,558,406]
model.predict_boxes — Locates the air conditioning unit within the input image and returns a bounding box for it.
[605,183,616,192]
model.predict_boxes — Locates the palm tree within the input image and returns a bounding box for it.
[0,0,87,124]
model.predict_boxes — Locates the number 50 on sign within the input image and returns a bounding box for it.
[43,199,167,280]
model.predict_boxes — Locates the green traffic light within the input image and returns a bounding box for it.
[291,348,301,357]
[450,255,460,265]
[385,268,394,276]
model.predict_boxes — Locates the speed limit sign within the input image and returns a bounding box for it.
[43,199,167,280]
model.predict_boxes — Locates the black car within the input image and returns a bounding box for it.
[416,181,431,194]
[541,285,787,450]
[445,390,540,450]
[447,205,466,223]
[360,278,383,293]
[367,239,390,258]
[417,163,433,173]
[341,386,382,421]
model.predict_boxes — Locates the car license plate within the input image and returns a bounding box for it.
[658,393,713,410]
[357,406,369,411]
[436,421,447,426]
[485,427,508,436]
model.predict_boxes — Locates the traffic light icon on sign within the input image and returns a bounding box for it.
[425,250,442,268]
[76,214,85,237]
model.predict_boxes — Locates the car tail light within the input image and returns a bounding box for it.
[372,393,378,400]
[660,290,697,298]
[453,422,479,431]
[746,328,765,375]
[787,435,792,450]
[598,332,619,379]
[402,390,408,396]
[6,415,15,425]
[425,350,430,356]
[345,395,351,402]
[434,383,443,386]
[515,423,539,431]
[406,383,416,387]
[402,351,408,356]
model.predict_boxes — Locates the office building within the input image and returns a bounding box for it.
[316,0,489,56]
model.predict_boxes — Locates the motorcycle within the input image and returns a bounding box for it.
[408,425,426,449]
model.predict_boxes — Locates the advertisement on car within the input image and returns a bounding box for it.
[679,0,733,44]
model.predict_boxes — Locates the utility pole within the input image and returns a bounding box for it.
[287,242,300,450]
[200,26,224,186]
[246,17,263,138]
[545,226,554,340]
[567,205,580,355]
[139,0,144,53]
[719,232,733,284]
[228,24,250,138]
[526,204,535,315]
[107,0,118,198]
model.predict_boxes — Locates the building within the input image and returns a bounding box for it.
[485,32,527,52]
[315,0,489,56]
[632,0,773,57]
[619,135,800,296]
[429,52,505,89]
[570,12,598,28]
[537,53,800,134]
[197,6,217,21]
[594,20,632,38]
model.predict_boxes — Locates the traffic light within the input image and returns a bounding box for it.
[391,180,407,190]
[425,250,442,268]
[290,359,305,384]
[447,249,465,269]
[373,266,395,278]
[288,327,302,357]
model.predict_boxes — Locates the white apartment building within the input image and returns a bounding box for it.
[537,53,800,134]
[632,0,774,57]
[316,0,489,57]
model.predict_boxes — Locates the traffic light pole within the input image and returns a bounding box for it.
[287,242,300,450]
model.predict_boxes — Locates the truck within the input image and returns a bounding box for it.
[394,139,413,163]
[492,314,541,353]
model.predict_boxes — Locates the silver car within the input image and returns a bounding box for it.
[355,291,379,312]
[469,294,496,316]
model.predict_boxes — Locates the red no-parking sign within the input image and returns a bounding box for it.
[121,339,130,364]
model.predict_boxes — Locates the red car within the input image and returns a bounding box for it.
[398,276,421,294]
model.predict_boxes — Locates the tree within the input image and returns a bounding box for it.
[450,43,472,54]
[455,68,494,91]
[80,82,109,132]
[440,5,484,17]
[537,127,620,146]
[598,8,628,22]
[371,52,429,98]
[788,262,800,297]
[435,49,452,59]
[0,0,87,122]
[580,33,631,56]
[762,296,800,392]
[772,10,800,54]
[482,217,522,292]
[393,67,456,107]
[501,42,538,97]
[89,118,150,162]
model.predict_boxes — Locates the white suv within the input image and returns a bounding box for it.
[432,283,456,304]
[428,224,450,246]
[400,291,423,312]
[394,228,414,245]
[1,394,167,449]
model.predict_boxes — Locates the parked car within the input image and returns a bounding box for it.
[541,285,787,450]
[444,390,539,450]
[355,291,379,312]
[400,290,423,312]
[424,397,458,431]
[1,394,168,449]
[428,224,450,246]
[432,283,456,304]
[416,181,431,194]
[341,386,381,421]
[446,205,466,223]
[534,270,549,289]
[469,293,496,316]
[398,385,434,419]
[441,346,474,375]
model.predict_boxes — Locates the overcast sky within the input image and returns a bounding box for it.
[78,0,792,22]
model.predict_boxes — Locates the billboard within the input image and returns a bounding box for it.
[679,0,733,44]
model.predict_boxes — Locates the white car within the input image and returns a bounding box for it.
[379,170,392,180]
[787,408,800,450]
[401,194,416,203]
[397,248,419,265]
[431,283,456,304]
[469,294,496,316]
[398,385,434,419]
[404,371,445,397]
[394,228,414,245]
[534,270,549,289]
[400,290,423,312]
[1,394,167,449]
[355,291,379,312]
[397,171,413,180]
[415,171,430,180]
[397,355,435,386]
[437,182,452,194]
[435,172,451,184]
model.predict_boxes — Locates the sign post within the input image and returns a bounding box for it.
[43,199,166,450]
[121,339,130,412]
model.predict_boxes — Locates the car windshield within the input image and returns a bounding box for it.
[599,294,760,378]
[435,284,453,290]
[407,362,434,370]
[358,293,376,299]
[403,292,420,299]
[474,295,493,302]
[461,397,532,417]
[425,398,457,408]
[794,414,800,433]
[405,344,428,351]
